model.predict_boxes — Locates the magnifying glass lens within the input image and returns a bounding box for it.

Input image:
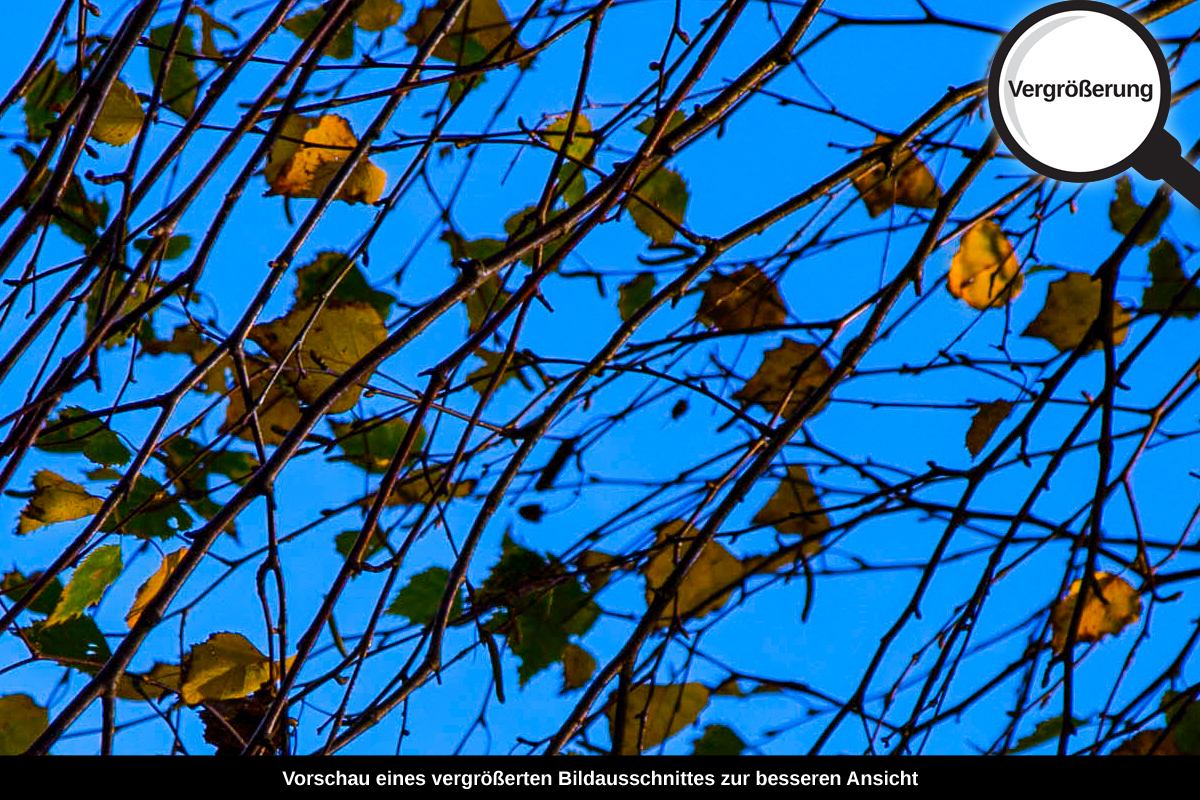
[996,11,1162,175]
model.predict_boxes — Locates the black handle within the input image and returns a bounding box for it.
[1132,127,1200,211]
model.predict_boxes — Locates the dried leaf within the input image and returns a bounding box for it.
[732,338,833,419]
[264,114,385,204]
[126,547,188,629]
[947,221,1023,310]
[1109,176,1168,246]
[181,632,290,706]
[1113,729,1182,755]
[965,399,1013,458]
[1142,240,1200,318]
[697,266,787,331]
[1049,572,1141,653]
[750,465,829,556]
[852,134,941,218]
[1022,271,1131,352]
[355,0,406,32]
[643,521,743,626]
[606,682,710,754]
[559,643,595,693]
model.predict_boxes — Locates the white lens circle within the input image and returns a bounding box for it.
[996,10,1162,174]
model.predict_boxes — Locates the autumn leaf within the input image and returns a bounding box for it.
[947,221,1023,310]
[1142,240,1200,318]
[618,272,656,322]
[541,112,593,205]
[222,357,303,445]
[1022,271,1131,352]
[625,167,689,245]
[467,347,535,396]
[355,0,406,32]
[385,465,476,506]
[46,545,122,627]
[143,324,231,395]
[147,24,200,118]
[1049,572,1141,653]
[1109,176,1168,246]
[406,0,527,65]
[249,301,388,414]
[116,661,182,702]
[1011,715,1087,753]
[181,632,291,705]
[607,682,710,754]
[11,145,110,247]
[1113,729,1182,755]
[1159,690,1200,754]
[750,465,829,556]
[560,643,595,693]
[643,521,743,626]
[126,548,187,629]
[264,114,386,204]
[463,272,510,334]
[18,471,104,535]
[697,266,787,331]
[852,134,941,218]
[965,399,1013,459]
[732,338,833,419]
[0,695,47,755]
[90,79,144,146]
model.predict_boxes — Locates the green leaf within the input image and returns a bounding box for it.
[294,251,395,321]
[1012,715,1086,753]
[464,273,510,334]
[103,475,192,539]
[618,272,656,322]
[334,528,388,560]
[440,229,506,263]
[47,545,122,626]
[634,109,686,137]
[36,407,131,467]
[625,168,688,245]
[1,570,64,616]
[11,145,109,247]
[467,348,535,396]
[1109,176,1168,246]
[1142,240,1200,319]
[1161,690,1200,755]
[133,234,192,261]
[504,205,568,266]
[691,723,745,755]
[283,3,355,60]
[387,566,464,625]
[26,614,111,665]
[189,8,238,58]
[0,695,48,755]
[22,60,73,141]
[330,415,426,473]
[148,24,200,118]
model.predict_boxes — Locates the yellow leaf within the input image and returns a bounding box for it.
[540,113,593,162]
[222,357,303,446]
[18,470,104,535]
[181,632,291,706]
[405,0,527,65]
[625,167,688,245]
[750,465,828,556]
[732,338,833,419]
[697,266,788,331]
[852,134,941,218]
[606,682,710,754]
[385,466,476,506]
[126,547,188,629]
[947,221,1024,310]
[249,301,387,415]
[91,79,143,146]
[264,114,386,204]
[1050,572,1141,653]
[115,661,182,701]
[643,521,743,626]
[965,399,1013,459]
[143,325,230,395]
[1022,271,1132,352]
[0,694,48,755]
[355,0,405,32]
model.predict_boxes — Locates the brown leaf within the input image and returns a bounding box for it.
[405,0,527,65]
[852,134,941,218]
[965,399,1013,459]
[1113,729,1182,755]
[750,465,828,556]
[1049,572,1141,653]
[732,338,833,419]
[606,682,710,754]
[697,266,787,331]
[643,521,743,626]
[1022,271,1131,352]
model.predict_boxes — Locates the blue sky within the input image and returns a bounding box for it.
[2,0,1200,756]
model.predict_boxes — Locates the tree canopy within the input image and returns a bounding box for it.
[2,0,1200,756]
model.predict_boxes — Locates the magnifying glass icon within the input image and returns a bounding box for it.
[989,0,1200,208]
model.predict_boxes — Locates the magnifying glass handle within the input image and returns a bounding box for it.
[1131,128,1200,211]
